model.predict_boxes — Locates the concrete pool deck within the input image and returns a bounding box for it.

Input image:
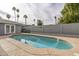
[0,33,79,56]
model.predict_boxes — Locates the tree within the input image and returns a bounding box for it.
[16,9,20,13]
[16,9,20,22]
[23,15,28,25]
[37,20,43,26]
[12,7,20,22]
[33,19,35,26]
[59,3,79,24]
[54,16,57,24]
[6,14,11,20]
[12,7,16,21]
[17,14,20,22]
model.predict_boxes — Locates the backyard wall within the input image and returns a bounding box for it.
[0,23,4,35]
[23,23,79,35]
[62,23,79,34]
[43,25,60,33]
[16,25,22,33]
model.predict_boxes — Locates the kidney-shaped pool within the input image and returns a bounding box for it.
[10,34,73,50]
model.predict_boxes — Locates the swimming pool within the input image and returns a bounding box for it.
[10,34,73,50]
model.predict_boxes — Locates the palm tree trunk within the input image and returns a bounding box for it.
[25,18,27,25]
[55,19,56,24]
[14,11,16,21]
[34,21,35,26]
[17,18,19,22]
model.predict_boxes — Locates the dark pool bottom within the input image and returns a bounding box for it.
[10,34,73,50]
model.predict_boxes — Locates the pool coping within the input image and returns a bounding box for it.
[21,33,79,55]
[0,33,79,56]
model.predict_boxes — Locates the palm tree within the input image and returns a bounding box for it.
[6,14,11,20]
[23,15,28,25]
[17,14,20,22]
[54,16,57,24]
[37,20,43,26]
[16,9,20,22]
[16,9,20,13]
[33,19,35,26]
[12,7,16,21]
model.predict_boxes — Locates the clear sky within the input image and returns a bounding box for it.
[0,1,64,25]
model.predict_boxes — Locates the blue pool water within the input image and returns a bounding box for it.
[10,34,73,49]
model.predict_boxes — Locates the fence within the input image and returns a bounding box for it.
[23,23,79,35]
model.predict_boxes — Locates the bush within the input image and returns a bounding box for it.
[21,28,31,33]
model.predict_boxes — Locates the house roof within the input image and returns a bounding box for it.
[0,18,26,26]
